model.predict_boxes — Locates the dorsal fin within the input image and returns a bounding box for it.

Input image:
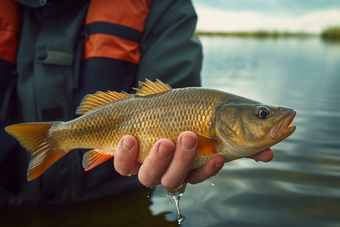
[133,79,172,97]
[76,91,131,115]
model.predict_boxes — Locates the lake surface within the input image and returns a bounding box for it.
[3,37,340,227]
[149,37,340,226]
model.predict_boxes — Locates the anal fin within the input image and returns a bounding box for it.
[197,135,220,156]
[83,149,114,171]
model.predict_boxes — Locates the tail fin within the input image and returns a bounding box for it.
[5,122,66,181]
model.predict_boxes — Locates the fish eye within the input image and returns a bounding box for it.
[255,106,270,119]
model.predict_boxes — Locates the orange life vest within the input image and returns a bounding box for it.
[0,0,20,64]
[84,0,153,64]
[0,0,153,120]
[0,0,153,65]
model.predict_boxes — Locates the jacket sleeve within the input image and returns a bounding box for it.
[137,0,202,88]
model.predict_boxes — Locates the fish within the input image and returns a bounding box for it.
[5,79,296,181]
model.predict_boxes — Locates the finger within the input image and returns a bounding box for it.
[186,155,225,184]
[254,148,274,162]
[248,148,274,162]
[138,139,175,188]
[114,135,141,176]
[161,131,198,190]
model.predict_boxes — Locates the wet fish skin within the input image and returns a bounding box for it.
[5,79,296,181]
[52,87,226,166]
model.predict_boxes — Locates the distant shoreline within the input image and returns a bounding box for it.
[195,27,340,41]
[195,31,315,38]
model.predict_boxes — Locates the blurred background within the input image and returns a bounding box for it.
[194,0,340,34]
[150,1,340,227]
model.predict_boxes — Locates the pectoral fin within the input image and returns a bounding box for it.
[82,149,114,171]
[196,135,220,156]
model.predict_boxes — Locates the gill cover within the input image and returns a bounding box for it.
[216,102,296,158]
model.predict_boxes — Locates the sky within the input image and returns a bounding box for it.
[191,0,340,33]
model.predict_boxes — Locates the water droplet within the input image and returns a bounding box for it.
[178,214,184,225]
[127,174,131,177]
[212,182,215,187]
[166,193,172,204]
[168,193,185,224]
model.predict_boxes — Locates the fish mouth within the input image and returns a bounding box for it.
[269,111,296,140]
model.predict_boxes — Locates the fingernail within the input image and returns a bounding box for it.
[122,137,134,151]
[181,135,196,150]
[158,142,173,158]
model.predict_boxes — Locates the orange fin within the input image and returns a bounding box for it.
[133,79,172,97]
[83,149,114,171]
[5,122,67,181]
[197,135,220,156]
[76,91,132,115]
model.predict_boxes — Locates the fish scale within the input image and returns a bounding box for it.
[51,88,219,161]
[5,79,296,181]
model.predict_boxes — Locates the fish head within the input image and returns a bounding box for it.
[216,102,296,159]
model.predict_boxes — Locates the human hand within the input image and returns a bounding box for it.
[113,131,273,193]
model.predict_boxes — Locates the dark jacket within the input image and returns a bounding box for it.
[0,0,202,204]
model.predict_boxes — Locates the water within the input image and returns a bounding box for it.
[2,37,340,227]
[167,193,184,224]
[149,37,340,226]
